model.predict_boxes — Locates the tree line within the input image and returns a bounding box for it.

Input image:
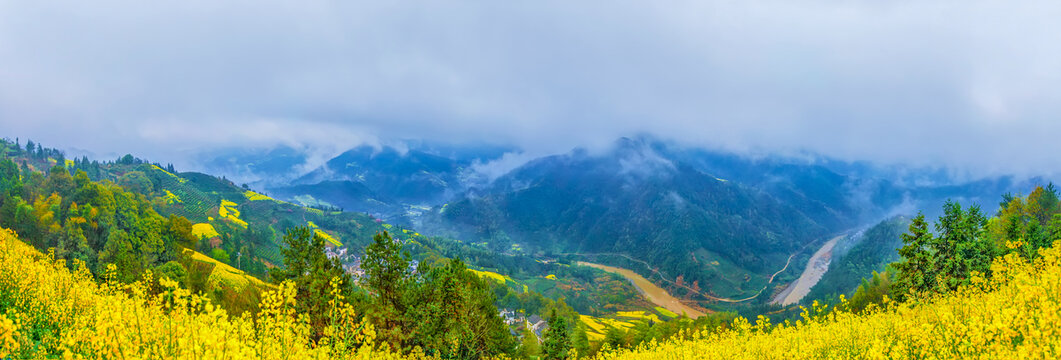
[847,184,1061,312]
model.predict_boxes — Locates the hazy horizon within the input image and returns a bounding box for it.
[3,1,1060,178]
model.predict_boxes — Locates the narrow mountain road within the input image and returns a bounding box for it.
[769,253,797,284]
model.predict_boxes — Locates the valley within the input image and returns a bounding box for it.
[0,136,1048,358]
[3,2,1057,357]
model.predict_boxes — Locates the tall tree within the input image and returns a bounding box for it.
[359,231,411,348]
[892,213,935,302]
[405,258,515,358]
[1046,214,1061,253]
[933,201,989,292]
[542,309,572,359]
[270,226,353,338]
[520,327,541,358]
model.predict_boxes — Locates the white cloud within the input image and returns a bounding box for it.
[1,1,1060,177]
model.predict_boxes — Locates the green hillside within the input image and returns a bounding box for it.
[803,216,909,304]
[423,140,831,302]
[87,160,390,279]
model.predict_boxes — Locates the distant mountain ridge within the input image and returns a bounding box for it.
[418,138,837,299]
[195,135,1037,302]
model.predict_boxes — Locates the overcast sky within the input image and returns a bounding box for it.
[1,1,1060,176]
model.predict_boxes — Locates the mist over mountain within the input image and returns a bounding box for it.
[182,135,1034,300]
[196,135,1034,223]
[3,1,1060,356]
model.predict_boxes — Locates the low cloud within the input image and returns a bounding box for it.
[470,151,542,183]
[1,1,1060,178]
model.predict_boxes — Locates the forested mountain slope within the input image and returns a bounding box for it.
[422,138,833,300]
[802,216,909,304]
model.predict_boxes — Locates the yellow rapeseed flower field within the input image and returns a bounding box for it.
[219,199,249,229]
[469,269,514,284]
[595,242,1061,359]
[307,221,343,247]
[162,189,182,204]
[0,227,432,359]
[2,220,1059,359]
[151,164,187,183]
[191,223,220,239]
[244,190,274,202]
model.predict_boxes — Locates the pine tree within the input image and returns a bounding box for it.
[360,231,411,349]
[958,204,992,281]
[542,309,572,359]
[269,227,352,339]
[361,231,410,315]
[520,326,541,358]
[892,213,934,302]
[1047,214,1061,251]
[933,201,989,292]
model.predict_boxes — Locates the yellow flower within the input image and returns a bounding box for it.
[592,240,1061,359]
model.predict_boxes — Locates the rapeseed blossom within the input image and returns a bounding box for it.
[595,241,1061,359]
[0,227,425,359]
[3,222,1059,359]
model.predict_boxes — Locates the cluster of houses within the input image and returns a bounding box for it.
[499,309,550,343]
[324,247,365,278]
[324,236,419,280]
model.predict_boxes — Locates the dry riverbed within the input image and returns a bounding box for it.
[579,261,707,318]
[771,234,844,306]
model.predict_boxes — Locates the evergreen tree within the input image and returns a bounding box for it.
[1047,214,1061,252]
[542,309,572,359]
[269,226,353,338]
[520,326,541,358]
[933,201,989,292]
[892,213,934,302]
[360,231,411,348]
[405,258,515,358]
[895,202,994,301]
